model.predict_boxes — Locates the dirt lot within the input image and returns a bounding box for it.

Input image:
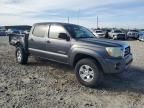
[0,37,144,108]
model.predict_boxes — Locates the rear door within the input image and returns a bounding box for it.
[28,24,49,57]
[45,24,71,63]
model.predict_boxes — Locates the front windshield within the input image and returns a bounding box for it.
[13,31,20,34]
[65,25,95,39]
[130,30,138,32]
[114,30,122,33]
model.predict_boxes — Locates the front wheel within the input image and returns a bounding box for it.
[16,46,28,65]
[75,58,103,88]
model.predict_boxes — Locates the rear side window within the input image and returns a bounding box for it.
[33,25,47,37]
[49,25,67,39]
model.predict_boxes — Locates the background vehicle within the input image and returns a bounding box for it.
[109,29,127,40]
[0,29,6,36]
[103,29,111,39]
[93,30,105,38]
[7,29,25,35]
[9,22,133,88]
[127,30,139,39]
[138,31,144,41]
[24,30,30,35]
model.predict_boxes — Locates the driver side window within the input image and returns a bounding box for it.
[49,25,67,39]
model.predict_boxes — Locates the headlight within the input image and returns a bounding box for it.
[106,47,124,58]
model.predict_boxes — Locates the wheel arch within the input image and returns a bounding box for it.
[72,53,104,73]
[15,42,23,48]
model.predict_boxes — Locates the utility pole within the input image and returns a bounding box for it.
[97,16,99,29]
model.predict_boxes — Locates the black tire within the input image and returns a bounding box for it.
[123,36,127,40]
[16,46,28,65]
[75,58,103,88]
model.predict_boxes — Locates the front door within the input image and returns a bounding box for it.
[45,24,71,63]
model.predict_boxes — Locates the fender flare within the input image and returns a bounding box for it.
[69,47,104,68]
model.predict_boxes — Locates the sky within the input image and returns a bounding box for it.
[0,0,144,29]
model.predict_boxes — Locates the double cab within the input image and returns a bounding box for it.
[9,22,133,87]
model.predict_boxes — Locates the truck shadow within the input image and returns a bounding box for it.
[28,58,73,72]
[97,66,144,94]
[28,59,144,94]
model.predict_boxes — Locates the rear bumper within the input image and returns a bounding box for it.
[101,54,133,74]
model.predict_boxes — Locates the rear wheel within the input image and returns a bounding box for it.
[16,46,28,64]
[75,58,103,88]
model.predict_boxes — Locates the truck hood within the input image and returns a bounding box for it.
[75,38,128,48]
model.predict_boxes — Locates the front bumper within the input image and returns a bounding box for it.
[101,54,133,74]
[98,34,105,38]
[114,35,126,40]
[139,36,144,41]
[128,35,138,38]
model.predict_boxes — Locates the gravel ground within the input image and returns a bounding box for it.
[0,37,144,108]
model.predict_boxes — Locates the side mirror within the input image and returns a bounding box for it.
[58,33,70,41]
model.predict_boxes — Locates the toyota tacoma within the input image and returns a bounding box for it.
[9,22,133,87]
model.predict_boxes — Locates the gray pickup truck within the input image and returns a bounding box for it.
[9,22,133,87]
